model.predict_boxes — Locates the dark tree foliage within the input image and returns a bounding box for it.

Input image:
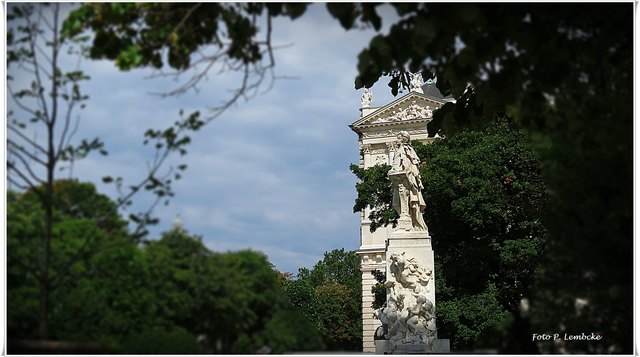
[284,249,363,351]
[7,180,129,341]
[63,3,307,71]
[340,3,631,352]
[352,120,546,351]
[350,163,397,232]
[342,4,631,135]
[62,3,309,119]
[52,237,161,347]
[8,181,324,353]
[118,327,204,354]
[143,229,323,354]
[370,269,386,310]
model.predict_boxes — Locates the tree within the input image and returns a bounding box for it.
[7,180,134,341]
[51,233,159,348]
[287,249,362,351]
[249,304,324,354]
[351,120,546,351]
[6,3,203,340]
[141,224,324,353]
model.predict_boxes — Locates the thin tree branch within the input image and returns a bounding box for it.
[7,162,40,193]
[165,3,202,46]
[148,54,221,97]
[8,84,41,117]
[38,6,55,33]
[8,124,49,157]
[8,175,32,192]
[8,138,47,167]
[55,98,77,161]
[49,4,60,128]
[34,42,53,71]
[7,148,47,185]
[24,9,50,123]
[17,61,38,75]
[66,113,82,151]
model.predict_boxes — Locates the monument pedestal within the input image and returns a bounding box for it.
[373,229,450,354]
[386,230,436,308]
[375,339,451,354]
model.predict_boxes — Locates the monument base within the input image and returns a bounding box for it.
[375,339,451,354]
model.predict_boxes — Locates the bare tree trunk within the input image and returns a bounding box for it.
[38,3,60,340]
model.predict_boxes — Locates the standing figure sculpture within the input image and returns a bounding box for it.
[361,88,373,107]
[389,131,428,231]
[409,72,424,92]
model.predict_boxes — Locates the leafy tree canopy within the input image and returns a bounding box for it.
[283,249,362,351]
[8,180,136,341]
[339,4,631,135]
[8,182,324,353]
[63,3,308,71]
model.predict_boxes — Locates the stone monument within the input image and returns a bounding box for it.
[350,73,454,352]
[372,131,449,354]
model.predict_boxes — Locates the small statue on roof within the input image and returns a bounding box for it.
[361,88,373,107]
[409,72,424,93]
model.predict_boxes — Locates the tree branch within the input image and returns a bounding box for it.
[8,124,49,157]
[49,4,60,128]
[8,175,32,192]
[164,3,202,46]
[8,84,41,117]
[24,9,51,123]
[7,161,40,194]
[55,98,77,162]
[7,146,47,185]
[34,42,54,72]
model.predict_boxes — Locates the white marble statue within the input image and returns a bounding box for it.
[389,131,428,231]
[374,252,437,351]
[409,72,423,92]
[361,88,373,107]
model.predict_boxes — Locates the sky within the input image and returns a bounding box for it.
[6,3,406,274]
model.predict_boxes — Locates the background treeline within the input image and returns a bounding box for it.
[7,181,363,353]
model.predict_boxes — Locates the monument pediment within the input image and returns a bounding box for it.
[351,92,447,130]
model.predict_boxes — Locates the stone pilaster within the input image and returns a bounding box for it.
[359,251,385,353]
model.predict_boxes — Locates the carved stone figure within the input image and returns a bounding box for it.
[361,88,373,107]
[371,102,433,124]
[389,131,428,231]
[409,72,424,93]
[375,252,437,351]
